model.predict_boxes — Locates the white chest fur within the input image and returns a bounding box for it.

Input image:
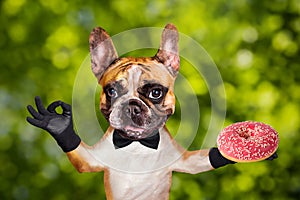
[90,127,181,199]
[107,169,172,200]
[68,127,213,200]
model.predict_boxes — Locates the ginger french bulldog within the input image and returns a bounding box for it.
[27,24,276,200]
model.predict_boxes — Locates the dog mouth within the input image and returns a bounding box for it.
[110,116,167,140]
[115,125,161,140]
[111,121,164,139]
[124,125,145,138]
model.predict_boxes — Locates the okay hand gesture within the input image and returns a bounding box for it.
[26,96,81,152]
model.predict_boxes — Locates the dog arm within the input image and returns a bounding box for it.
[171,147,238,174]
[171,149,214,174]
[66,141,104,173]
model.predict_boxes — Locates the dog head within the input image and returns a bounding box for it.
[89,24,179,139]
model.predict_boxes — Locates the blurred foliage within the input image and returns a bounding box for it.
[1,0,300,199]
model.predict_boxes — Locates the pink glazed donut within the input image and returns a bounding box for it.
[217,121,279,162]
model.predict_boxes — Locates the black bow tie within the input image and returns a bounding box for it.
[113,129,160,149]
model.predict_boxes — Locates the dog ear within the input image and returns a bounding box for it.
[155,23,180,77]
[89,27,118,81]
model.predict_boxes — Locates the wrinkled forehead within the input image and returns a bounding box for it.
[100,58,175,88]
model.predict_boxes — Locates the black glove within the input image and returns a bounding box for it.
[266,152,278,160]
[209,147,236,169]
[209,147,278,169]
[26,96,81,152]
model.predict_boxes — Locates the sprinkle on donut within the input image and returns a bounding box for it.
[217,121,279,162]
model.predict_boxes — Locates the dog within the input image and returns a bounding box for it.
[26,24,246,199]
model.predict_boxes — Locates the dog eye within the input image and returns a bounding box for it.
[138,83,168,104]
[149,88,163,99]
[106,88,118,98]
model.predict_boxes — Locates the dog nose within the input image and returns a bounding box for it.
[127,104,141,116]
[123,99,149,126]
[126,99,143,117]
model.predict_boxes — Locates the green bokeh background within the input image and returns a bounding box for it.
[1,0,299,199]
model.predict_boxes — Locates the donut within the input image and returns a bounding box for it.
[217,121,279,162]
